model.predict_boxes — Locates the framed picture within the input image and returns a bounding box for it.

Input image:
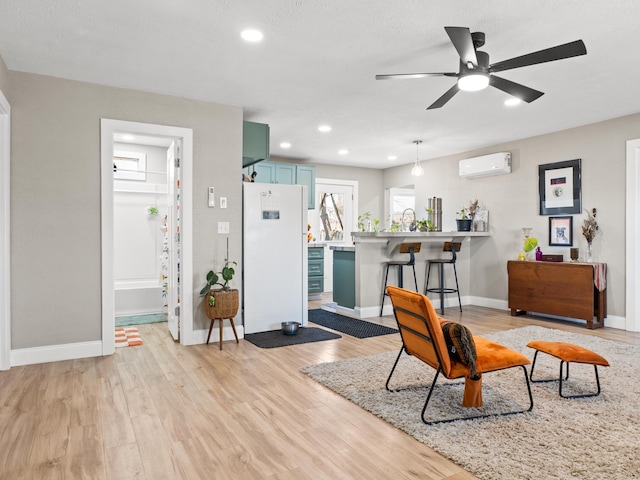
[538,159,581,215]
[549,216,573,246]
[113,150,147,181]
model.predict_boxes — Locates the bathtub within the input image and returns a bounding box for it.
[114,283,165,316]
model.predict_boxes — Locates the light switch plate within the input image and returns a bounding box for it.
[208,187,215,207]
[218,222,230,234]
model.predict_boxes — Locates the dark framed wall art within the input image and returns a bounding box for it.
[538,159,581,215]
[549,216,573,246]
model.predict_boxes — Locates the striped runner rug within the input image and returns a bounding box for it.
[115,326,143,347]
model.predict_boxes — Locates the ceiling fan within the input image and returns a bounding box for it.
[376,26,587,110]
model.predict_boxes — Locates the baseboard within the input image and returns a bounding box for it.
[191,325,245,345]
[11,340,103,366]
[468,296,509,311]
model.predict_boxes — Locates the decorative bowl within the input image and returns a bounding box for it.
[281,321,300,335]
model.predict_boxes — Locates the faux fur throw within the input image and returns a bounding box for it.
[440,321,478,378]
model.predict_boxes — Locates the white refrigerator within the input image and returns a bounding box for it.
[243,183,308,334]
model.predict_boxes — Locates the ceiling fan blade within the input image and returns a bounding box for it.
[489,40,587,73]
[375,72,457,80]
[427,84,460,110]
[489,75,544,103]
[445,26,478,66]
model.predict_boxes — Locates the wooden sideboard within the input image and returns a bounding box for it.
[507,261,606,329]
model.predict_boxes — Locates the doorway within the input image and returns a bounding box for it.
[311,178,358,293]
[626,138,640,332]
[101,119,194,355]
[112,138,178,336]
[0,89,10,370]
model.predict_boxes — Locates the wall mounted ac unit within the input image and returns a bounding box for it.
[459,152,512,179]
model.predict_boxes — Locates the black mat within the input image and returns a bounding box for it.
[308,309,398,339]
[244,327,341,349]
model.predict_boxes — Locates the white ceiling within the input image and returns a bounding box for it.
[2,1,639,169]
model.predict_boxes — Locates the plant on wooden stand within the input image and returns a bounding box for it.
[199,258,239,319]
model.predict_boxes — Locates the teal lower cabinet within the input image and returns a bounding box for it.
[332,248,355,309]
[308,246,324,298]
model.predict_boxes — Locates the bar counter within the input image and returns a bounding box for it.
[331,231,491,318]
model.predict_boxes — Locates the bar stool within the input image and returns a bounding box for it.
[380,242,421,316]
[424,241,462,315]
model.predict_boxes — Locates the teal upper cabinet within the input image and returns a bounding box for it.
[243,121,270,168]
[248,160,315,209]
[275,163,296,185]
[252,161,275,183]
[296,165,315,209]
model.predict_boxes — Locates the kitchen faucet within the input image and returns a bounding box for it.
[401,208,417,232]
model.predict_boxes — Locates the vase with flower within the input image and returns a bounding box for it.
[582,208,599,262]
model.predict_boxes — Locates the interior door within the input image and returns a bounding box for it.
[166,140,181,340]
[314,181,355,292]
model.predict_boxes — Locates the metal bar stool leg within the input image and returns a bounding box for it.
[439,263,445,315]
[380,264,391,317]
[452,262,462,312]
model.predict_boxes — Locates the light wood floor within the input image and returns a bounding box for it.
[1,299,638,480]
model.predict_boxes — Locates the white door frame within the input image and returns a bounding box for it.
[626,138,640,332]
[315,178,358,292]
[0,89,10,370]
[101,119,194,353]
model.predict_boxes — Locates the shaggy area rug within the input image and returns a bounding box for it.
[301,326,639,480]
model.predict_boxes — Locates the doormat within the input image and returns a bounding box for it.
[308,309,398,339]
[115,327,143,347]
[115,313,167,327]
[245,327,341,348]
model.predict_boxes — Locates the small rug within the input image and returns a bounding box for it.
[115,313,167,327]
[245,327,341,348]
[308,309,398,338]
[115,327,143,347]
[301,326,640,480]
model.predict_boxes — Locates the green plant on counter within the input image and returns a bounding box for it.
[416,218,436,232]
[357,212,371,232]
[199,259,237,295]
[389,222,401,232]
[457,207,470,220]
[372,218,380,232]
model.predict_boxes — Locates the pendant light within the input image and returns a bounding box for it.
[411,140,424,176]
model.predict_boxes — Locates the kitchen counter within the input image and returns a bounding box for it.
[330,230,491,318]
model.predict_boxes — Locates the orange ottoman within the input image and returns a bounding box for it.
[527,340,609,398]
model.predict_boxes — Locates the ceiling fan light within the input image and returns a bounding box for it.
[458,73,489,92]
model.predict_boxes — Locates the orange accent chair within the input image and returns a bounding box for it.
[385,286,534,424]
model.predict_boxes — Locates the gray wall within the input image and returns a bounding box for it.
[269,155,385,220]
[383,113,640,317]
[0,55,9,97]
[9,71,242,349]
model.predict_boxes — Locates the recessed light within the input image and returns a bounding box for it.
[122,134,135,141]
[240,29,263,42]
[387,155,397,161]
[505,98,522,106]
[338,149,348,155]
[318,125,332,133]
[280,142,291,149]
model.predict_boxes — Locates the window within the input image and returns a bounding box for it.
[389,187,415,230]
[317,192,345,241]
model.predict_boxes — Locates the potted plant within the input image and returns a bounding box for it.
[456,208,473,231]
[199,259,239,320]
[456,199,479,232]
